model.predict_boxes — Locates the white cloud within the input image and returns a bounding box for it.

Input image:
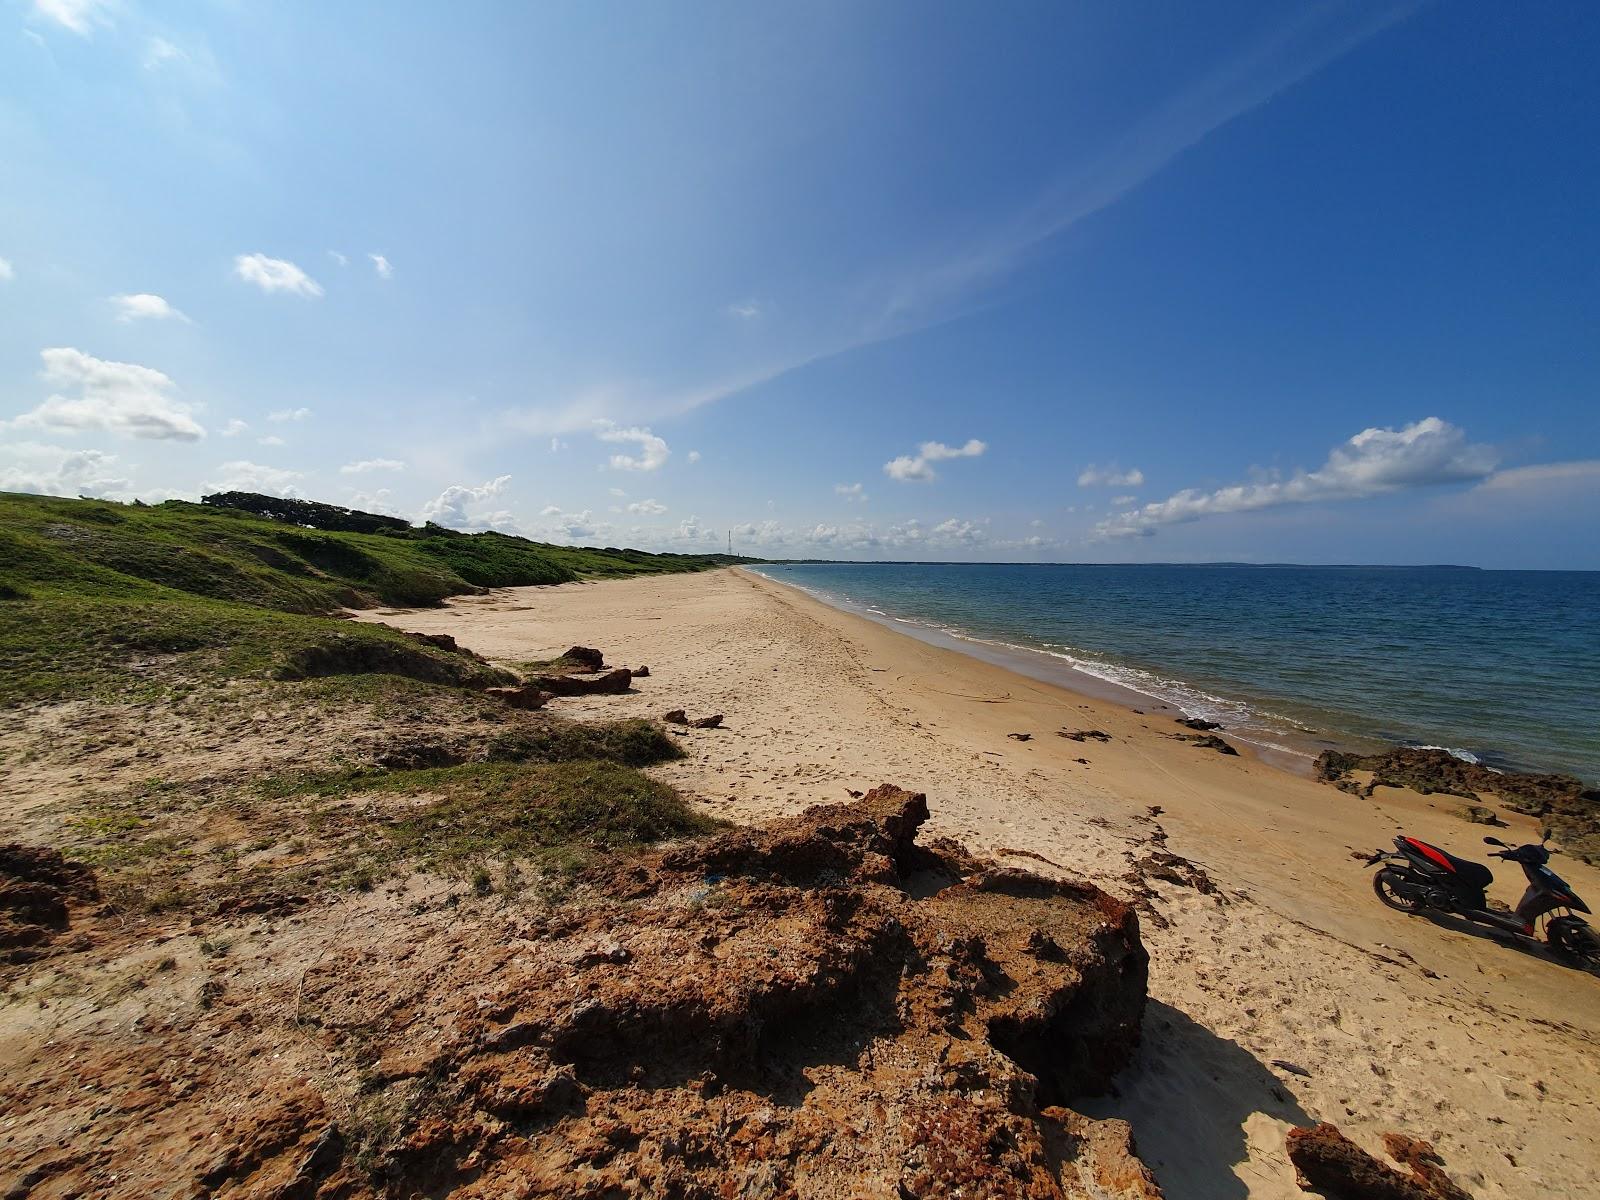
[346,488,402,516]
[550,437,569,452]
[596,421,670,472]
[1097,417,1498,539]
[535,506,611,542]
[727,300,762,320]
[31,0,110,37]
[329,251,349,268]
[1111,494,1137,506]
[687,450,702,464]
[0,257,14,281]
[931,517,989,545]
[835,482,868,503]
[883,438,986,482]
[111,293,190,323]
[1077,464,1145,488]
[369,253,393,280]
[626,498,666,515]
[234,253,323,298]
[221,419,248,437]
[205,460,304,496]
[7,347,204,441]
[608,487,627,498]
[256,435,286,447]
[340,458,406,475]
[268,407,310,423]
[0,443,131,499]
[421,475,513,530]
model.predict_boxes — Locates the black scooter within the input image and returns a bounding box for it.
[1365,832,1600,968]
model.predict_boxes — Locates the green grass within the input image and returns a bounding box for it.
[378,760,719,867]
[0,490,750,705]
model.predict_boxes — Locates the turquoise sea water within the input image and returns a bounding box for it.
[750,563,1600,784]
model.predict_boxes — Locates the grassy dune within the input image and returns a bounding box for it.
[0,490,744,704]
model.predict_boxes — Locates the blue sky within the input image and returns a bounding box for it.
[3,1,1597,568]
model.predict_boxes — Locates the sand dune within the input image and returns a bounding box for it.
[357,566,1600,1198]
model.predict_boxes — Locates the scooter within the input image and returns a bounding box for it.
[1365,832,1600,968]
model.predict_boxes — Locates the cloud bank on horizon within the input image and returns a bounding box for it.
[2,1,1598,568]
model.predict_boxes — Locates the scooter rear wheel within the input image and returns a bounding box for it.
[1373,868,1425,913]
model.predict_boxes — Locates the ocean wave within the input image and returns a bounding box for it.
[1412,744,1488,767]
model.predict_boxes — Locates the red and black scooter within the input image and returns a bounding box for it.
[1365,832,1600,968]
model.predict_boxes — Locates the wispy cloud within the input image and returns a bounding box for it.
[369,253,393,280]
[268,407,311,423]
[1078,464,1144,488]
[31,0,111,37]
[1096,417,1496,539]
[340,458,407,474]
[496,5,1410,439]
[0,257,14,281]
[111,293,190,323]
[234,253,323,298]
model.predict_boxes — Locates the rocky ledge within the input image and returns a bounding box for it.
[0,787,1156,1199]
[1316,747,1600,864]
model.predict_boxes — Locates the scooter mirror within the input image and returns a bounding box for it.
[1483,836,1507,847]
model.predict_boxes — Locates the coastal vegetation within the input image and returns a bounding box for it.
[0,489,745,704]
[0,488,736,920]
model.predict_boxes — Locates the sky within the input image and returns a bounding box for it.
[3,0,1598,569]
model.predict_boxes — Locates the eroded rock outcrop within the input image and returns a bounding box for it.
[0,789,1155,1198]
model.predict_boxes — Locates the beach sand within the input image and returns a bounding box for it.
[356,567,1600,1198]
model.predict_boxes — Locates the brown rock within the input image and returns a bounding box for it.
[1059,730,1112,743]
[664,709,721,728]
[562,645,606,671]
[1286,1123,1472,1200]
[529,668,633,696]
[1,845,99,962]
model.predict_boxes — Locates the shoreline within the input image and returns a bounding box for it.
[740,565,1349,778]
[743,563,1589,784]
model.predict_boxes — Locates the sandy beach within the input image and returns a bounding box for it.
[357,566,1600,1199]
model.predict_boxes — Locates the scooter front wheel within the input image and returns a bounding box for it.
[1548,917,1600,969]
[1373,868,1425,913]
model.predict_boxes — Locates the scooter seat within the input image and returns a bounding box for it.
[1401,837,1494,889]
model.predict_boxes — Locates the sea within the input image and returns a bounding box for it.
[748,562,1600,785]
